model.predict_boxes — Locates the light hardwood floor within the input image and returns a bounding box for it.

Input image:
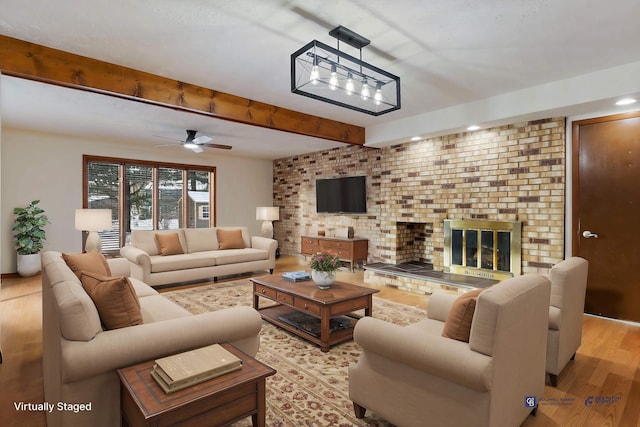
[1,256,639,427]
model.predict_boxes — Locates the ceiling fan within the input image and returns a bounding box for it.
[155,130,232,153]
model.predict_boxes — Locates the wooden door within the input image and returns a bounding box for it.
[572,112,640,322]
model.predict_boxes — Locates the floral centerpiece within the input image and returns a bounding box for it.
[309,250,341,289]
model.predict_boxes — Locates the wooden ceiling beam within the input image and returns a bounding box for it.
[0,35,365,145]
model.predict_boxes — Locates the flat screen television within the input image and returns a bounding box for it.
[316,176,367,214]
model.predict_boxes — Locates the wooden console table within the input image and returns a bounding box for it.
[301,236,368,271]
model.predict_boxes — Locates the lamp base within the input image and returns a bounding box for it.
[261,221,274,239]
[85,231,103,253]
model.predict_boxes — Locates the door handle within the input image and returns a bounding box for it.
[582,230,599,239]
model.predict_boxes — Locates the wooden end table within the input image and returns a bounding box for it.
[117,343,276,427]
[252,275,379,352]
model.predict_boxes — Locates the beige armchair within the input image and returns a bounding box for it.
[349,274,551,427]
[546,257,588,386]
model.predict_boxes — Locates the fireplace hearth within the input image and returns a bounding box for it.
[364,218,521,293]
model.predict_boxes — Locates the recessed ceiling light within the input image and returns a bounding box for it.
[467,125,480,131]
[410,136,421,141]
[616,98,637,106]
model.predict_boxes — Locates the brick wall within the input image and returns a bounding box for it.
[273,117,566,276]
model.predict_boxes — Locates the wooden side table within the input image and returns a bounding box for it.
[117,343,276,427]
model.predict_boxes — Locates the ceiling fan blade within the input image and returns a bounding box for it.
[193,135,213,145]
[202,143,232,150]
[188,145,204,153]
[153,135,184,142]
[155,143,182,148]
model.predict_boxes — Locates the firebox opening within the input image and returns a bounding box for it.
[445,219,521,280]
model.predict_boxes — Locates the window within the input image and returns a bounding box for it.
[84,156,216,254]
[198,205,210,220]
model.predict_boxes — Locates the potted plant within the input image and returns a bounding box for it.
[13,200,49,277]
[309,250,341,289]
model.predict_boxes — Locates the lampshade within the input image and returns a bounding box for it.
[256,207,280,221]
[75,209,112,231]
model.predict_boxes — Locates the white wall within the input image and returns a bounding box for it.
[0,127,274,274]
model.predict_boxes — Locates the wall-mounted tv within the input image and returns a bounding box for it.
[316,176,367,214]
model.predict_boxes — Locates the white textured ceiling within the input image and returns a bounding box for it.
[2,0,640,159]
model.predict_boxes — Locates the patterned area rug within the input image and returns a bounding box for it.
[165,279,428,426]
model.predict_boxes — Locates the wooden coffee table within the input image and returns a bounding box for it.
[252,275,379,352]
[117,343,276,427]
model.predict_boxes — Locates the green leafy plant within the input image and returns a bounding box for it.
[309,250,341,272]
[13,200,49,255]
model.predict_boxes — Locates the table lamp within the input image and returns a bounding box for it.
[256,207,279,239]
[75,209,112,253]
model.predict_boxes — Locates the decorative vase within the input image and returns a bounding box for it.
[311,269,336,289]
[17,253,42,277]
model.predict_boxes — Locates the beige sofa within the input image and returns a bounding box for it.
[42,251,263,427]
[349,274,551,427]
[546,257,588,386]
[120,227,277,287]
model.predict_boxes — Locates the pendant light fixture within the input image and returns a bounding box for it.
[291,26,401,116]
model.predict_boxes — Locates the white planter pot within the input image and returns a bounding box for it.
[311,270,336,289]
[17,253,42,277]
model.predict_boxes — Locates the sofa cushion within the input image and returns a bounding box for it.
[209,248,269,265]
[549,305,562,330]
[442,289,483,342]
[138,294,192,323]
[217,228,246,249]
[156,232,184,255]
[62,251,111,279]
[80,271,143,330]
[184,228,219,253]
[46,256,103,341]
[131,229,187,256]
[129,277,159,298]
[149,253,217,273]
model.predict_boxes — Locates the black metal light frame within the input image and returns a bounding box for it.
[291,27,401,116]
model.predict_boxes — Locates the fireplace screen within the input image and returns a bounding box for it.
[444,219,521,280]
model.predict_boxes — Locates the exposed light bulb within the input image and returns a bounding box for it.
[328,65,339,91]
[361,80,371,101]
[310,64,320,85]
[184,143,198,149]
[345,73,355,96]
[374,82,383,105]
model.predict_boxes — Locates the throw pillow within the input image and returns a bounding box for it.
[80,271,143,330]
[217,229,246,249]
[441,289,483,342]
[155,233,184,256]
[62,251,112,279]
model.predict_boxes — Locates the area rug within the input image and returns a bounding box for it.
[165,279,428,426]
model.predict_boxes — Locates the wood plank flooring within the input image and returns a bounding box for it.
[1,256,639,427]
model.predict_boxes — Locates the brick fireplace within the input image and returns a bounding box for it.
[273,118,566,295]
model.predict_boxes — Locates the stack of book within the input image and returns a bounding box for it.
[151,344,242,394]
[282,271,311,282]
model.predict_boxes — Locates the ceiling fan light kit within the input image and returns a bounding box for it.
[291,26,401,116]
[155,130,232,153]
